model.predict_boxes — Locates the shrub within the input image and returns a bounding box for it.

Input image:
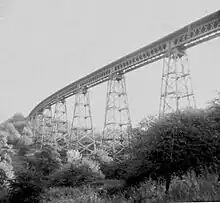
[22,126,33,138]
[39,186,101,203]
[17,135,33,146]
[116,171,220,202]
[164,171,220,202]
[8,169,44,203]
[88,148,116,179]
[66,149,82,163]
[66,149,105,178]
[48,162,104,188]
[57,148,67,164]
[4,123,21,144]
[0,160,14,183]
[9,113,26,135]
[89,148,113,164]
[27,145,62,176]
[0,130,14,186]
[8,145,62,203]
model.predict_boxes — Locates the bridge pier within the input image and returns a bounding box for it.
[32,110,52,148]
[102,73,132,161]
[31,113,43,146]
[70,87,96,155]
[40,107,54,147]
[30,114,38,139]
[159,48,196,117]
[53,99,69,148]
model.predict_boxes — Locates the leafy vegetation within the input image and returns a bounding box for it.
[1,94,220,202]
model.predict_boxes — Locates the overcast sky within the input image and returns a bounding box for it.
[0,0,220,130]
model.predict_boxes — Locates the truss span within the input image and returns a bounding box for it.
[29,10,220,118]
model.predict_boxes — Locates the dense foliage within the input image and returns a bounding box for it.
[1,93,220,202]
[124,109,220,192]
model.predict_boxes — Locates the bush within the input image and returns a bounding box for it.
[39,186,101,203]
[116,171,220,202]
[8,169,44,203]
[88,148,116,179]
[27,145,62,177]
[0,161,14,184]
[159,171,220,202]
[0,187,9,203]
[89,148,113,164]
[48,162,104,188]
[0,169,10,203]
[8,145,62,203]
[5,123,21,144]
[66,149,105,178]
[57,148,68,164]
[0,130,14,186]
[17,135,33,146]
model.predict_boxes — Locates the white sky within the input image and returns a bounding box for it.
[0,0,220,130]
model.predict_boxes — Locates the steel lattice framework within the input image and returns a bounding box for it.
[32,113,51,148]
[70,87,96,155]
[27,11,220,156]
[28,10,220,118]
[32,114,43,146]
[159,48,196,117]
[52,99,69,148]
[103,73,132,160]
[41,107,54,147]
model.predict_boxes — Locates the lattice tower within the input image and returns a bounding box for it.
[31,113,43,146]
[103,73,132,161]
[30,114,38,138]
[53,99,69,148]
[159,48,196,118]
[32,112,49,148]
[70,87,96,156]
[40,107,54,147]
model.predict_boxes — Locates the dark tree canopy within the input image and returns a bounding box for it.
[122,108,220,192]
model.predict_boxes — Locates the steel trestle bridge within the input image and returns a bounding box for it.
[29,10,220,159]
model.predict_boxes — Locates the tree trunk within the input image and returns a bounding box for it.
[165,174,171,194]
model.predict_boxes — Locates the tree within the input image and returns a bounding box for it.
[8,145,62,203]
[137,115,158,131]
[207,93,220,181]
[7,113,26,135]
[125,109,220,193]
[0,131,14,183]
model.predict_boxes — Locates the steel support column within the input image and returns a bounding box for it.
[30,114,37,139]
[103,73,132,161]
[159,48,196,118]
[70,87,96,156]
[41,107,53,147]
[32,113,43,146]
[53,99,69,148]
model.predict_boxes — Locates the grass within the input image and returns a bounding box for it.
[37,171,220,203]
